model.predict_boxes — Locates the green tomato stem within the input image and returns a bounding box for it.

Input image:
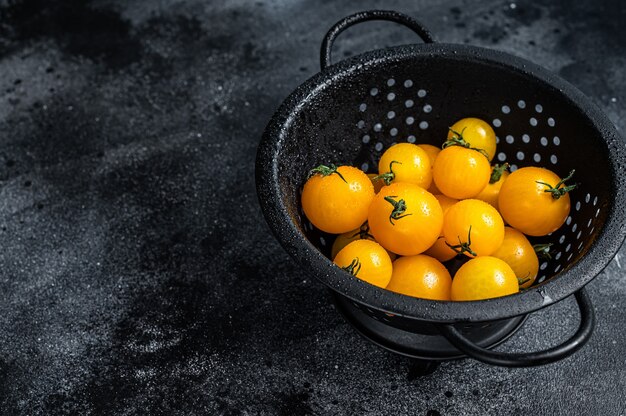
[384,195,412,225]
[350,222,374,240]
[443,127,490,160]
[341,257,361,276]
[308,164,347,183]
[446,225,477,257]
[490,163,509,184]
[536,170,577,200]
[374,160,402,186]
[533,243,553,260]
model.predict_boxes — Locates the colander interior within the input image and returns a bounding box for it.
[261,44,624,321]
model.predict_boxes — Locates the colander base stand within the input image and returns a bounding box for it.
[331,292,528,361]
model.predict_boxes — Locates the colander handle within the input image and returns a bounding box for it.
[438,288,595,367]
[320,10,435,70]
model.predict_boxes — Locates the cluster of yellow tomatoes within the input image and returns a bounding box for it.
[301,118,576,301]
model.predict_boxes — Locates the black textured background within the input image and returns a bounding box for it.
[0,0,625,414]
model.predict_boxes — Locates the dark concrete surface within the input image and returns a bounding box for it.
[0,0,625,414]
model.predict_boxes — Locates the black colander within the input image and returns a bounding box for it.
[256,10,626,367]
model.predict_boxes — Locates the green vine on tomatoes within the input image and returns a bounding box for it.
[374,160,402,186]
[308,164,347,183]
[533,243,553,259]
[517,274,531,287]
[536,170,577,200]
[446,225,478,257]
[490,163,509,184]
[350,222,374,240]
[384,195,412,225]
[443,127,490,160]
[341,257,361,276]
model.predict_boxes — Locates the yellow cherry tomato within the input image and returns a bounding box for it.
[386,255,452,300]
[417,144,441,194]
[333,240,392,288]
[377,143,432,188]
[451,256,519,301]
[491,227,539,289]
[434,194,458,214]
[475,164,510,211]
[424,194,459,262]
[447,117,497,161]
[443,199,505,257]
[302,165,374,234]
[368,182,443,256]
[424,238,456,263]
[331,223,397,261]
[498,167,575,236]
[432,146,491,199]
[367,173,385,193]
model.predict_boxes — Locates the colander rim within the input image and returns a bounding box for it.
[256,42,626,323]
